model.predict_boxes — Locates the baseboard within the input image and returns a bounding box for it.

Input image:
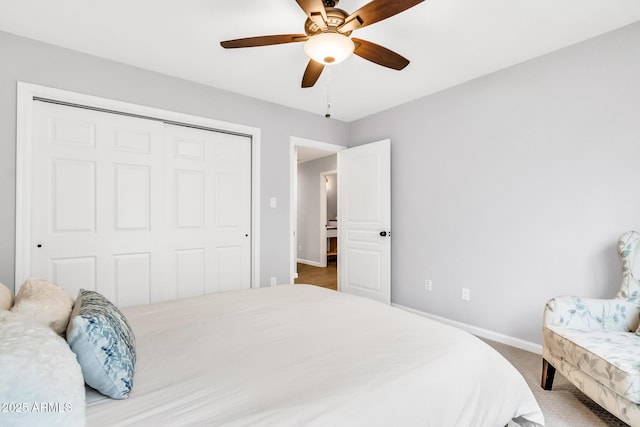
[296,258,323,267]
[392,303,543,355]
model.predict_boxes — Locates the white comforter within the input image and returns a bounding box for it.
[86,285,544,426]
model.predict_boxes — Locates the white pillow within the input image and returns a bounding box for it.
[0,311,85,426]
[0,281,13,311]
[11,278,74,335]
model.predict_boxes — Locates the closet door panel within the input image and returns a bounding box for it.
[32,102,161,306]
[164,124,251,295]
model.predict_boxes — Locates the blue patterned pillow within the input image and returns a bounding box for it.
[66,289,136,399]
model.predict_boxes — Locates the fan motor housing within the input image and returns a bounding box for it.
[304,8,353,37]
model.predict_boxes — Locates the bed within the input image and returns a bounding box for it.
[1,282,544,426]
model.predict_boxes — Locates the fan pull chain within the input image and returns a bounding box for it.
[325,67,332,118]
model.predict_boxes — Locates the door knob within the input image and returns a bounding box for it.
[379,231,387,237]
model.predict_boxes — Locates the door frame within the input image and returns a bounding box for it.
[15,82,262,289]
[289,137,345,283]
[319,170,337,268]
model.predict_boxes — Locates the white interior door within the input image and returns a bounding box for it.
[29,101,251,306]
[338,139,391,304]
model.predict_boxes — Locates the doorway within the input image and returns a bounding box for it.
[289,137,344,289]
[321,171,338,266]
[290,137,391,303]
[295,167,338,290]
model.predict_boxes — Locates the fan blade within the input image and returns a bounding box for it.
[295,0,328,30]
[221,34,308,49]
[352,38,409,70]
[339,0,424,33]
[302,59,325,88]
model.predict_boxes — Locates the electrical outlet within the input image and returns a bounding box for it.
[298,245,302,251]
[425,280,432,291]
[270,277,277,286]
[461,288,471,301]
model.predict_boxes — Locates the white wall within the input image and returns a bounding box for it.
[0,31,349,291]
[350,22,640,344]
[297,155,337,264]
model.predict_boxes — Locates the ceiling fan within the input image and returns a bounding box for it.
[220,0,425,88]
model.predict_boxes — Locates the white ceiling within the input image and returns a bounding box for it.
[1,0,639,122]
[297,145,336,163]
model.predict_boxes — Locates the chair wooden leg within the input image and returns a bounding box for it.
[541,358,556,390]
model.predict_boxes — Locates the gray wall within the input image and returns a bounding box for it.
[297,155,337,264]
[350,22,640,344]
[326,174,337,222]
[0,31,349,291]
[2,23,639,346]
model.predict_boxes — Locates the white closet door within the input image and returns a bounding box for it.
[30,102,251,306]
[163,124,251,298]
[31,101,165,305]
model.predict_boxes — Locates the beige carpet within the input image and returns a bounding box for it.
[484,339,629,427]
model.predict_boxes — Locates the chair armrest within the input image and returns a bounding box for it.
[543,296,640,332]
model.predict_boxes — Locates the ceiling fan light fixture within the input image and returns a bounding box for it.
[304,32,355,65]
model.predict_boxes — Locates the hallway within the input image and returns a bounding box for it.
[294,262,337,291]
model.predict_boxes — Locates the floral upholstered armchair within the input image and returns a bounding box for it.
[542,231,640,426]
